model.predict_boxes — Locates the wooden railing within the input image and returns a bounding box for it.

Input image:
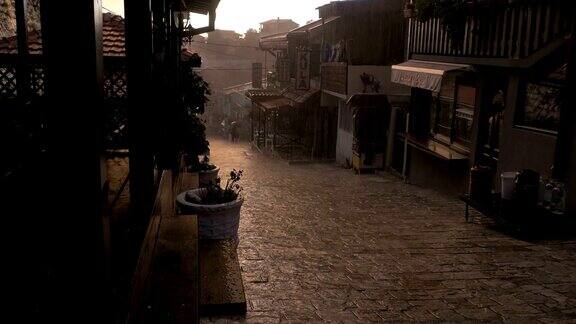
[321,62,347,95]
[408,1,573,59]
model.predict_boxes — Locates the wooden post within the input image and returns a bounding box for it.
[125,0,155,220]
[40,0,108,319]
[554,20,576,211]
[385,106,398,169]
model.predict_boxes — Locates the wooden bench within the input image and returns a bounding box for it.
[128,170,246,323]
[199,239,247,316]
[175,174,247,316]
[128,170,199,323]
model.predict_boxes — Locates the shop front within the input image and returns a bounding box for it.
[391,60,477,195]
[347,94,391,173]
[392,45,572,204]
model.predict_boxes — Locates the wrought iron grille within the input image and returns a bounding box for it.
[104,65,128,99]
[30,65,45,97]
[0,65,18,99]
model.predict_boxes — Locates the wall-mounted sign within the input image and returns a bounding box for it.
[252,63,263,89]
[296,49,311,90]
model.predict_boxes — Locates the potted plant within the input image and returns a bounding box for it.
[414,0,469,47]
[177,53,212,164]
[187,155,220,187]
[156,53,212,170]
[176,169,244,240]
[180,112,211,168]
[404,2,416,18]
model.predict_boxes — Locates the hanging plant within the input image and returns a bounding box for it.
[415,0,469,48]
[178,54,211,166]
[181,53,211,115]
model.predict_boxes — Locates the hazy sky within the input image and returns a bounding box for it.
[102,0,332,34]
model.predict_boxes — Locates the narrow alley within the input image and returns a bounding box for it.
[205,138,576,322]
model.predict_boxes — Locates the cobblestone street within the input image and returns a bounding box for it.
[205,138,576,323]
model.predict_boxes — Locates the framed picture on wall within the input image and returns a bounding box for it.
[516,82,563,133]
[515,62,567,134]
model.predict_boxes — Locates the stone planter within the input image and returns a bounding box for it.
[176,189,243,240]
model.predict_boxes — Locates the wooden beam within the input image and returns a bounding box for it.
[128,170,201,323]
[40,0,107,319]
[553,21,576,211]
[125,0,156,220]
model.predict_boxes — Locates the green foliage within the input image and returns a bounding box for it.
[187,169,244,205]
[415,0,436,22]
[187,154,217,172]
[181,54,211,114]
[177,54,211,166]
[415,0,468,47]
[179,111,210,164]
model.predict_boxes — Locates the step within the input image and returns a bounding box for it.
[199,239,247,316]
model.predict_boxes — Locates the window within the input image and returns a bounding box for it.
[454,85,476,146]
[435,97,453,138]
[515,62,566,134]
[429,76,476,151]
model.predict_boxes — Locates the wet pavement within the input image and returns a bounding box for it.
[203,137,576,323]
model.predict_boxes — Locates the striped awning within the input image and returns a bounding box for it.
[391,60,472,92]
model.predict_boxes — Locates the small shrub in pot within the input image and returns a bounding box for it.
[177,170,244,240]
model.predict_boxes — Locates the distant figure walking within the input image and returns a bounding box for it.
[230,121,240,143]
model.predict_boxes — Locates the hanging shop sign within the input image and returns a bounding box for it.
[296,49,311,90]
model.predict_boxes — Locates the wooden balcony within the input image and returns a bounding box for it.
[408,1,574,64]
[321,62,347,96]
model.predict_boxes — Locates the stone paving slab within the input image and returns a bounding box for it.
[201,138,576,323]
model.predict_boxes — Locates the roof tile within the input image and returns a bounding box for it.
[0,12,125,56]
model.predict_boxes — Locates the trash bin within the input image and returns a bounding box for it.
[501,172,517,200]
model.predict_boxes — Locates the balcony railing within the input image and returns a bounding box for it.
[408,1,573,60]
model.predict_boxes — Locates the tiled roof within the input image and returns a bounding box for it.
[260,18,297,25]
[0,13,125,57]
[102,12,125,57]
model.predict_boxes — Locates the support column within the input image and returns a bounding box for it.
[385,107,398,169]
[554,28,576,212]
[41,0,107,319]
[125,0,155,220]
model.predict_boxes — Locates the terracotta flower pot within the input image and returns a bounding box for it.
[176,189,244,240]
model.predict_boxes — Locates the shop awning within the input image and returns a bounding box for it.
[391,60,472,92]
[255,97,292,111]
[260,32,289,50]
[282,88,320,106]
